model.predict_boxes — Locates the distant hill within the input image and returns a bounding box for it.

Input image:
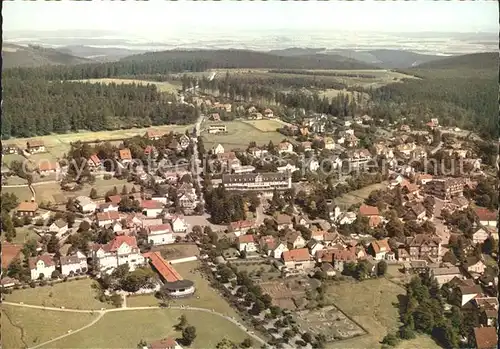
[121,49,378,70]
[57,45,147,62]
[415,52,497,70]
[268,47,326,56]
[2,43,92,69]
[283,49,448,69]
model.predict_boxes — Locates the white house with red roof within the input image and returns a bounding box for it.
[170,216,188,233]
[228,220,255,237]
[475,208,497,227]
[29,255,56,280]
[91,236,145,274]
[237,234,257,253]
[96,211,121,227]
[87,154,101,171]
[282,248,313,270]
[147,224,174,246]
[141,200,164,218]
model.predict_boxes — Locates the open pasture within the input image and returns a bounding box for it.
[202,121,288,149]
[73,78,182,93]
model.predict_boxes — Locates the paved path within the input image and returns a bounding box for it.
[3,302,266,348]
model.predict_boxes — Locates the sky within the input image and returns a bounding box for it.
[3,0,498,37]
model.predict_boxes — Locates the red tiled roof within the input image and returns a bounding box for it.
[371,239,391,254]
[283,248,310,263]
[148,224,172,233]
[28,255,55,270]
[229,220,254,230]
[119,148,132,160]
[148,252,183,283]
[107,195,122,204]
[141,200,163,210]
[474,327,498,349]
[2,243,23,268]
[27,140,44,148]
[150,337,178,349]
[107,236,138,252]
[96,211,120,222]
[89,154,100,166]
[39,162,59,172]
[359,204,379,217]
[146,130,165,138]
[17,201,38,212]
[475,207,496,221]
[237,234,255,244]
[144,145,155,155]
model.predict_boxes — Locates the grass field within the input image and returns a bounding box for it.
[4,279,112,310]
[42,309,249,348]
[202,120,289,149]
[73,78,182,93]
[396,335,440,349]
[128,261,240,319]
[334,182,388,208]
[2,305,98,348]
[325,278,404,349]
[242,119,284,132]
[3,186,34,203]
[10,226,40,244]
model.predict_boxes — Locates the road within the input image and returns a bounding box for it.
[430,141,443,155]
[3,301,266,348]
[192,113,205,203]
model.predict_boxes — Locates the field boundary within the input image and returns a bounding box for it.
[2,308,28,348]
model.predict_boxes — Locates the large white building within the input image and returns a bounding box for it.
[60,252,88,276]
[147,224,175,246]
[91,236,145,274]
[29,255,56,280]
[222,172,292,192]
[75,196,97,214]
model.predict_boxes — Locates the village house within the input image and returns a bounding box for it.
[48,219,69,237]
[99,202,119,213]
[474,297,499,327]
[210,113,221,121]
[474,207,497,227]
[463,256,487,277]
[473,327,498,349]
[145,130,165,141]
[96,211,120,227]
[2,143,17,155]
[16,201,38,217]
[369,239,392,260]
[147,337,183,349]
[278,141,294,154]
[282,248,314,270]
[119,148,132,164]
[430,266,463,286]
[277,163,298,173]
[472,227,491,245]
[60,253,88,276]
[212,144,225,155]
[141,200,164,218]
[75,196,97,214]
[404,202,427,222]
[260,236,288,259]
[457,283,483,306]
[323,137,335,150]
[237,234,258,253]
[29,255,56,280]
[307,240,325,256]
[38,161,60,176]
[264,108,274,118]
[396,143,417,156]
[208,124,227,134]
[147,224,175,246]
[232,165,256,174]
[87,154,101,171]
[275,214,293,230]
[178,134,191,149]
[345,149,372,167]
[415,173,433,185]
[286,231,307,249]
[424,178,464,200]
[170,216,188,233]
[344,134,360,148]
[144,145,158,159]
[359,204,380,218]
[406,234,441,261]
[26,140,46,153]
[228,220,254,237]
[91,236,145,274]
[216,151,241,170]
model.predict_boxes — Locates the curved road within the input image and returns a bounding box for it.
[3,302,266,348]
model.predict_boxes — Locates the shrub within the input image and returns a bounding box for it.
[29,281,36,288]
[39,280,48,287]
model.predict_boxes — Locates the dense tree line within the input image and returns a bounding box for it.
[2,79,198,138]
[204,186,246,224]
[370,68,497,139]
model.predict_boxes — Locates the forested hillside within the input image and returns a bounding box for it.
[370,55,498,139]
[1,79,198,139]
[2,49,376,81]
[2,43,92,69]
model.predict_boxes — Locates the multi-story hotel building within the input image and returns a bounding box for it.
[222,172,292,192]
